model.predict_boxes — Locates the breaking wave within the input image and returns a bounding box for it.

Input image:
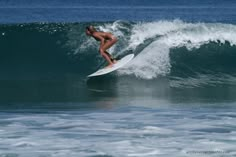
[1,20,236,84]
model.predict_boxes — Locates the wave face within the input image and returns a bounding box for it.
[1,20,236,84]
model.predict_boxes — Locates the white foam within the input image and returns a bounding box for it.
[128,150,161,156]
[142,126,174,134]
[118,41,171,79]
[119,20,236,79]
[128,20,187,50]
[13,141,37,147]
[1,108,236,157]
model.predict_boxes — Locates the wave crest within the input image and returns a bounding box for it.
[118,20,236,79]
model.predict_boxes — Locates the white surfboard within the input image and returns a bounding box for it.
[88,54,134,77]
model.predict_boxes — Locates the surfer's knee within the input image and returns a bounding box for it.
[109,38,117,46]
[113,37,118,43]
[111,35,118,43]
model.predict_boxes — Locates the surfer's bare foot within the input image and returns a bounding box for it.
[113,60,117,64]
[105,64,113,68]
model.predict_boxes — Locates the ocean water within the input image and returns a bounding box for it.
[1,0,236,156]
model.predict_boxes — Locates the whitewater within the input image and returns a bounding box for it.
[70,20,236,80]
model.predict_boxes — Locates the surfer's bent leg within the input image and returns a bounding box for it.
[104,51,116,63]
[102,37,118,63]
[99,48,114,66]
[102,36,117,50]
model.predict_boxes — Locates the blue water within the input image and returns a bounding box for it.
[0,0,236,23]
[1,0,236,156]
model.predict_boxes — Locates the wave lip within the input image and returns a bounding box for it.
[118,20,236,79]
